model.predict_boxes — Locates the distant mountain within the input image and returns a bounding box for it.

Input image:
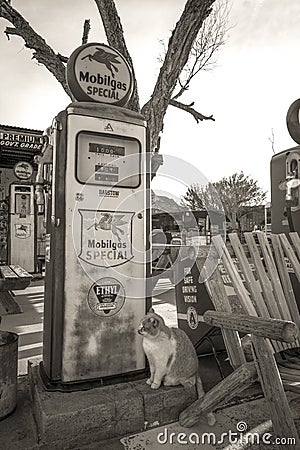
[152,192,185,214]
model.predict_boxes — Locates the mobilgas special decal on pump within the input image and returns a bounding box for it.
[14,223,31,239]
[87,277,125,317]
[78,209,134,267]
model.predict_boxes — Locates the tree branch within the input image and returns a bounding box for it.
[171,1,230,102]
[82,19,91,45]
[170,98,215,122]
[1,0,218,161]
[141,0,216,151]
[0,0,72,98]
[93,0,140,112]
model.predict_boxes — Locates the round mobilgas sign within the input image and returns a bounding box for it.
[287,98,300,145]
[66,43,133,106]
[87,277,125,317]
[13,161,33,180]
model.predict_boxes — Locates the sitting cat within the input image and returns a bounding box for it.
[138,308,215,426]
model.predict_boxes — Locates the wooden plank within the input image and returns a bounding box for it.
[0,265,32,293]
[251,233,285,354]
[214,235,282,353]
[0,265,18,279]
[244,232,278,317]
[229,233,270,318]
[205,271,246,369]
[179,362,258,428]
[202,253,247,368]
[251,336,300,449]
[203,311,299,343]
[278,359,300,371]
[212,235,257,316]
[0,291,22,314]
[232,233,283,353]
[281,381,300,394]
[271,234,300,331]
[256,232,287,320]
[0,278,31,292]
[212,233,289,358]
[280,233,300,283]
[270,235,294,322]
[289,231,300,261]
[9,265,32,279]
[278,366,300,380]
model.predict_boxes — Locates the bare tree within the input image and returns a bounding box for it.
[170,0,230,122]
[0,0,229,161]
[181,182,224,213]
[182,172,267,232]
[181,184,206,210]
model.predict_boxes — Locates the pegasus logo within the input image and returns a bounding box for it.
[81,48,120,78]
[87,213,127,242]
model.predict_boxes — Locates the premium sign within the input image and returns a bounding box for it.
[0,130,43,150]
[66,43,133,106]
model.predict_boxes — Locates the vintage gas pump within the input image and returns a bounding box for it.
[38,43,150,386]
[271,146,300,234]
[270,98,300,306]
[8,181,35,272]
[271,98,300,233]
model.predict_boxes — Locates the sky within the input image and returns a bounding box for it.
[0,0,300,202]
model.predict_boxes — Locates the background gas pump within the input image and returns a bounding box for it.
[38,43,151,386]
[271,147,300,234]
[271,97,300,233]
[8,183,35,272]
[270,98,300,307]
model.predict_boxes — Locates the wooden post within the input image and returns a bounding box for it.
[204,271,246,369]
[252,336,300,449]
[229,233,270,317]
[203,311,299,343]
[179,362,257,428]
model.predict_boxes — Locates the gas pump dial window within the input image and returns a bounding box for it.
[76,132,141,187]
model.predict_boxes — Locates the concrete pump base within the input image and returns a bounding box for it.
[28,359,197,449]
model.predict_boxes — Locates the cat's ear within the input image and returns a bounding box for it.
[149,307,155,313]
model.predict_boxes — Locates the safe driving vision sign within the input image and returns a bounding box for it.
[66,43,133,106]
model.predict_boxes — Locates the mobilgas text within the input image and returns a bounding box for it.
[79,71,127,99]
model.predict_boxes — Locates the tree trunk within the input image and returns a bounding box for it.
[0,0,217,154]
[93,0,140,112]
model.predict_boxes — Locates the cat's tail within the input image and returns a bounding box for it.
[196,372,216,427]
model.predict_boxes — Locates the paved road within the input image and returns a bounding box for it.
[1,278,299,449]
